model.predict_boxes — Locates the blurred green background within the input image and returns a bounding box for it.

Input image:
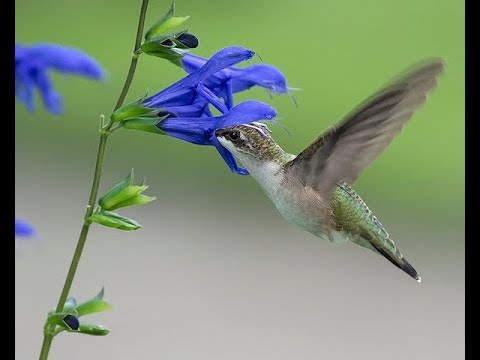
[15,0,464,359]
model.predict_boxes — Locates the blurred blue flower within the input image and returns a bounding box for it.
[140,47,278,174]
[181,53,289,109]
[15,219,35,238]
[15,43,105,114]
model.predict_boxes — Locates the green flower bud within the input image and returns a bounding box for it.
[173,33,199,49]
[98,170,134,208]
[98,169,156,211]
[63,315,80,331]
[90,210,142,231]
[110,95,155,123]
[140,46,187,66]
[141,2,198,66]
[121,115,166,134]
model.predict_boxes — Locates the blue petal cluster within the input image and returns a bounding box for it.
[181,53,289,108]
[143,46,288,174]
[15,43,105,114]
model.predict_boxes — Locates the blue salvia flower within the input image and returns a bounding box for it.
[15,43,105,114]
[143,46,256,117]
[181,52,289,109]
[15,219,35,238]
[127,47,278,174]
[158,100,276,175]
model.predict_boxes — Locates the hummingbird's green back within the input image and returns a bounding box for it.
[331,181,420,281]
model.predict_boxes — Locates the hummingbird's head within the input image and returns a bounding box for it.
[215,123,284,165]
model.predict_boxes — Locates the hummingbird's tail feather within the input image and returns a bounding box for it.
[370,242,421,282]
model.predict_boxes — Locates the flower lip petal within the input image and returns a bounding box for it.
[210,135,249,175]
[151,46,254,104]
[216,100,277,129]
[230,64,288,94]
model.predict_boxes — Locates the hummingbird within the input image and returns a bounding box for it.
[216,58,445,282]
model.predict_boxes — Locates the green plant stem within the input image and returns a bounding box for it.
[38,1,150,359]
[114,0,149,111]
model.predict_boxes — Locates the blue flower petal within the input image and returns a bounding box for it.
[15,219,35,238]
[216,100,277,129]
[33,69,63,114]
[181,54,289,96]
[210,135,249,175]
[158,116,216,145]
[181,53,208,73]
[196,83,228,114]
[165,97,211,118]
[230,64,288,94]
[146,47,254,107]
[15,65,36,112]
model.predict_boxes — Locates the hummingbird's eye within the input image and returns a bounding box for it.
[228,131,241,142]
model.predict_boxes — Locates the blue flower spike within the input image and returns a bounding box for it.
[15,43,105,114]
[117,46,284,175]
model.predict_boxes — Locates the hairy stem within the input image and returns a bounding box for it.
[38,1,150,359]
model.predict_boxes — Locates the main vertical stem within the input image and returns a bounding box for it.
[38,1,150,359]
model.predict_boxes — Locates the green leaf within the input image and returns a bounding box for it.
[90,210,141,231]
[77,322,110,336]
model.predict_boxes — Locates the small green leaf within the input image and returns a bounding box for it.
[77,322,110,336]
[90,210,141,231]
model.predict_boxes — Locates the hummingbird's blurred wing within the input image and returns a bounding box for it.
[285,58,444,196]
